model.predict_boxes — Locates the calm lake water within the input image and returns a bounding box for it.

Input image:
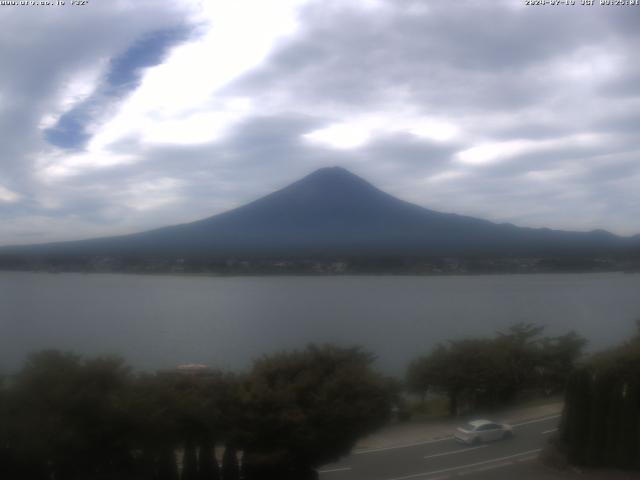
[1,272,639,375]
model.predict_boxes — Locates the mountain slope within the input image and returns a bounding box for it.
[2,167,638,258]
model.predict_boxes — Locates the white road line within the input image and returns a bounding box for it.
[383,448,542,480]
[516,455,539,462]
[354,436,453,455]
[355,414,560,456]
[512,414,561,428]
[541,428,558,435]
[318,467,352,474]
[423,445,487,460]
[458,461,513,475]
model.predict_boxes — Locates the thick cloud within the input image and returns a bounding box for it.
[44,26,190,150]
[0,1,192,203]
[1,0,639,245]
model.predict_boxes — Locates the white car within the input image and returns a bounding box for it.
[454,419,513,445]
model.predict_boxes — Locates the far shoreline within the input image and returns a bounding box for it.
[0,268,637,279]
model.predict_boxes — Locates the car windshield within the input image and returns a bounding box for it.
[463,423,478,431]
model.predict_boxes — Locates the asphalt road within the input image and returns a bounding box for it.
[318,414,563,480]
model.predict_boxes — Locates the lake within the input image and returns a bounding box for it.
[1,272,639,375]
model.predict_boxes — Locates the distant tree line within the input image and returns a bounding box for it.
[1,252,639,275]
[406,323,586,416]
[0,346,392,480]
[559,322,640,471]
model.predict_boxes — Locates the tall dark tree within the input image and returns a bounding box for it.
[220,445,240,480]
[618,377,640,469]
[183,439,199,480]
[560,323,640,471]
[126,373,183,478]
[197,438,219,480]
[561,367,592,465]
[127,368,237,480]
[157,446,180,480]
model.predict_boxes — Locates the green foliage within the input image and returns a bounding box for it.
[1,351,244,479]
[0,343,427,478]
[496,323,545,396]
[6,351,134,479]
[538,331,587,395]
[238,345,393,477]
[407,323,586,416]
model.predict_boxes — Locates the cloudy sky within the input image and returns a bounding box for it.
[1,0,639,245]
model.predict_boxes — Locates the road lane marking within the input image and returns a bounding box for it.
[354,414,560,456]
[517,455,539,462]
[512,414,561,428]
[354,436,454,455]
[423,445,487,459]
[542,428,558,435]
[458,461,513,475]
[319,467,352,474]
[383,448,542,480]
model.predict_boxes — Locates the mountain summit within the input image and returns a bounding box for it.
[2,167,638,258]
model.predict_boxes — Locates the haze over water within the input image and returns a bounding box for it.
[1,271,639,375]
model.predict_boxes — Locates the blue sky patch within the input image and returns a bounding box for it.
[44,26,190,150]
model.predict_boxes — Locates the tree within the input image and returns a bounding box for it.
[125,367,240,480]
[237,345,393,478]
[559,325,640,471]
[561,367,592,465]
[406,356,434,403]
[183,439,198,480]
[220,445,239,480]
[495,323,546,399]
[617,375,640,469]
[126,373,184,478]
[407,339,509,416]
[8,351,134,480]
[197,437,220,480]
[156,446,180,480]
[0,373,16,477]
[535,331,586,395]
[407,324,587,416]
